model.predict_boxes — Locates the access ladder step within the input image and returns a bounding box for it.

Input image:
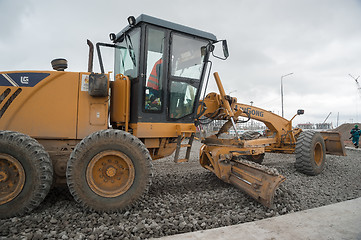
[174,158,189,163]
[181,144,192,147]
[173,133,195,163]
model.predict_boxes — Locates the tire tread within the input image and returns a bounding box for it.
[66,129,153,213]
[295,130,326,175]
[0,131,53,218]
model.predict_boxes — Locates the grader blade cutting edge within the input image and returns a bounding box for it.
[229,161,286,208]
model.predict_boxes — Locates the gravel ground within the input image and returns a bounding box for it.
[1,140,360,240]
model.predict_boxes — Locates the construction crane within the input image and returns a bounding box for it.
[349,74,361,99]
[323,112,332,124]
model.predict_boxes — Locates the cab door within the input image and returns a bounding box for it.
[142,26,167,122]
[167,33,209,123]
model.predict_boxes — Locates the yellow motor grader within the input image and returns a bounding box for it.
[0,15,345,218]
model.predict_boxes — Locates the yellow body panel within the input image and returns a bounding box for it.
[0,71,78,139]
[0,71,108,140]
[110,74,130,131]
[131,122,196,138]
[76,73,108,139]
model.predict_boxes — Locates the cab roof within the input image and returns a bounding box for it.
[116,14,217,42]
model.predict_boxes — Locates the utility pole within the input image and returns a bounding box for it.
[281,73,293,118]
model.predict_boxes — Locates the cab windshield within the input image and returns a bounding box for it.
[114,28,141,79]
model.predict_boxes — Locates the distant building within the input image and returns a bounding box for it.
[315,123,333,130]
[297,122,333,130]
[296,123,315,129]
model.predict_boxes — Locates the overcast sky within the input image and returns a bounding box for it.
[1,0,360,126]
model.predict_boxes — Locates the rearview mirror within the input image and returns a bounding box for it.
[211,40,229,60]
[297,109,304,115]
[222,40,229,59]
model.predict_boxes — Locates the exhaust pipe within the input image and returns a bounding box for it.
[87,39,94,73]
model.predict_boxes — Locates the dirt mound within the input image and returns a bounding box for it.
[333,123,361,147]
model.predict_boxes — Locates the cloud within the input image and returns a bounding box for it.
[0,0,360,126]
[0,1,34,41]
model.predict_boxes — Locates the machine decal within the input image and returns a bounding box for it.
[81,74,89,91]
[0,88,11,105]
[238,106,264,118]
[0,88,22,118]
[0,73,50,87]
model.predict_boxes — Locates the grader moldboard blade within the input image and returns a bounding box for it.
[201,138,286,208]
[229,159,285,208]
[320,131,347,156]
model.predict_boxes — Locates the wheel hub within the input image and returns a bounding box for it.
[314,142,323,166]
[0,153,25,205]
[86,150,135,198]
[106,167,117,177]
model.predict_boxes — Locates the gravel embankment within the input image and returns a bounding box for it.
[1,140,360,240]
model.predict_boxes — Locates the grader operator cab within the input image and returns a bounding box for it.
[0,15,345,218]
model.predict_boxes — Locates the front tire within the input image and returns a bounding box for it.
[295,130,326,175]
[0,131,53,218]
[66,130,152,212]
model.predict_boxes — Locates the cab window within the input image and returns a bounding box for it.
[169,82,197,119]
[114,27,141,79]
[144,27,165,112]
[170,34,207,79]
[169,33,208,119]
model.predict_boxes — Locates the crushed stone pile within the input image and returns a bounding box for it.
[333,123,361,147]
[1,141,360,239]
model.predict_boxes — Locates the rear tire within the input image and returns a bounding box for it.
[66,129,152,212]
[295,130,326,175]
[0,131,53,218]
[246,153,265,164]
